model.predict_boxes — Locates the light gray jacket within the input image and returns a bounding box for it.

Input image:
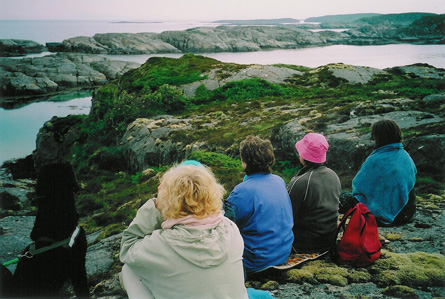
[120,199,248,299]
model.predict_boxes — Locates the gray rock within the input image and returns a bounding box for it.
[0,216,35,273]
[86,234,122,278]
[392,64,445,79]
[326,64,386,84]
[121,117,197,172]
[33,115,83,170]
[181,65,302,98]
[423,92,445,105]
[0,53,140,97]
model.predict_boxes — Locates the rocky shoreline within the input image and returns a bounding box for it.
[1,13,444,58]
[0,53,140,105]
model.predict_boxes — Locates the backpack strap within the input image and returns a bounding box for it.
[330,204,358,259]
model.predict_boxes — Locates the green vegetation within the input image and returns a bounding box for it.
[37,55,442,296]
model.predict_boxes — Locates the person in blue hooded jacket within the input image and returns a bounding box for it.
[342,119,417,226]
[226,135,294,276]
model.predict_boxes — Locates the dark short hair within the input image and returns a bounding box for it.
[240,135,275,175]
[371,119,402,148]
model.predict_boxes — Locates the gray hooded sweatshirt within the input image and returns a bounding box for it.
[120,199,248,299]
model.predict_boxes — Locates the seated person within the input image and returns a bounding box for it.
[351,119,417,226]
[120,162,248,299]
[288,133,341,253]
[226,136,294,275]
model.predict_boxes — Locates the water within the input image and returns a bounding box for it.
[0,95,92,164]
[0,20,220,44]
[104,44,445,69]
[1,20,445,164]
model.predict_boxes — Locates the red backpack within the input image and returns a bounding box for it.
[332,203,381,267]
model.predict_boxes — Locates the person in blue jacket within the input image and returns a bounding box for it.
[226,135,294,276]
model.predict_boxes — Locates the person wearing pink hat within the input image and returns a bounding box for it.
[287,133,341,253]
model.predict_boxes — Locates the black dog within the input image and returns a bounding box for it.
[1,163,89,298]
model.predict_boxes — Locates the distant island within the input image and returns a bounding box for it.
[1,12,444,57]
[212,18,302,25]
[109,21,162,24]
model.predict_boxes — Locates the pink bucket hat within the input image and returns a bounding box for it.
[295,133,329,163]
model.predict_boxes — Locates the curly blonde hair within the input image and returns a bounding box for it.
[157,164,225,219]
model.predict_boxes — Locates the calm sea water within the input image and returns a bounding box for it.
[1,20,445,164]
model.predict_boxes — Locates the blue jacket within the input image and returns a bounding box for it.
[353,143,417,224]
[227,173,294,273]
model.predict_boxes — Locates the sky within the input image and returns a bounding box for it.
[0,0,444,21]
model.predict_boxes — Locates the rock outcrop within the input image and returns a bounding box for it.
[33,115,84,171]
[0,53,140,98]
[121,109,444,176]
[0,39,47,57]
[181,64,302,98]
[60,33,180,54]
[47,15,445,55]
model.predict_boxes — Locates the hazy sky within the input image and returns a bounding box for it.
[0,0,443,21]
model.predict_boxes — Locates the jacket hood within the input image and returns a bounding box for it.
[162,218,234,268]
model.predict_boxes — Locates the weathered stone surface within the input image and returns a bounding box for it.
[0,39,47,57]
[423,92,445,105]
[61,33,180,54]
[0,53,140,97]
[181,65,302,97]
[86,234,122,278]
[326,64,386,84]
[392,64,445,79]
[121,117,198,172]
[33,115,84,171]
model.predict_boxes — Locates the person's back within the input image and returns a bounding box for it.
[288,133,341,253]
[288,165,340,252]
[120,163,248,299]
[352,119,417,225]
[228,172,294,272]
[226,136,294,274]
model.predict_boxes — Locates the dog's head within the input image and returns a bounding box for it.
[31,163,81,241]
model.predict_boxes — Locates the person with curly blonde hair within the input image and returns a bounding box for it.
[119,161,248,299]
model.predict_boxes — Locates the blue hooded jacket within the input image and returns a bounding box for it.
[227,173,294,273]
[353,143,417,224]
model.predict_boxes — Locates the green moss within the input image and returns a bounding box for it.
[382,285,419,298]
[370,250,445,288]
[120,54,217,92]
[286,269,316,284]
[386,233,403,241]
[347,269,372,283]
[261,280,279,290]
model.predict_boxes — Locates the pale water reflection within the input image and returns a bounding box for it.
[104,44,445,69]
